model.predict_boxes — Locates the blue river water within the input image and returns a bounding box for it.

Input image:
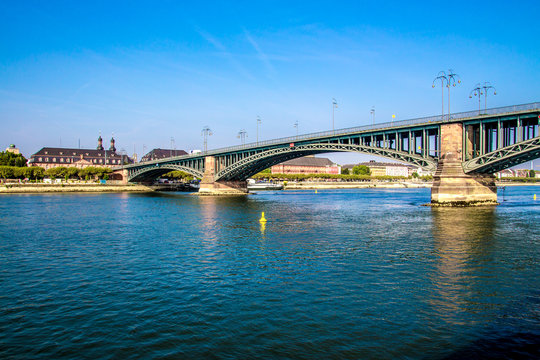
[0,187,539,359]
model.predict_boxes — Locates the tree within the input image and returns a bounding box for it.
[0,166,15,179]
[0,151,27,167]
[530,170,536,178]
[352,165,371,176]
[45,167,68,179]
[341,168,350,175]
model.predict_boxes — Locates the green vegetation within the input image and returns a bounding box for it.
[341,168,350,175]
[162,170,194,181]
[0,166,112,181]
[530,170,536,178]
[0,151,27,167]
[352,165,371,176]
[0,166,44,180]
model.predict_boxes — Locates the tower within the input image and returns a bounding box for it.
[97,136,104,150]
[109,137,116,152]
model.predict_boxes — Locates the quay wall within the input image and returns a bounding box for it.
[0,183,151,193]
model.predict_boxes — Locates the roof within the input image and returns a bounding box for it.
[141,148,188,161]
[28,147,133,164]
[277,156,336,167]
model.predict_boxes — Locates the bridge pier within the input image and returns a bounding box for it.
[199,156,248,195]
[431,123,498,206]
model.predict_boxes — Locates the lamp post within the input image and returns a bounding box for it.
[469,84,483,115]
[294,120,299,138]
[433,71,447,120]
[370,107,375,125]
[237,129,248,145]
[469,82,497,115]
[256,116,261,144]
[332,98,338,133]
[432,70,461,121]
[446,69,461,120]
[201,126,213,153]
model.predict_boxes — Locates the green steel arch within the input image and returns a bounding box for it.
[462,136,540,174]
[215,143,437,181]
[128,164,204,182]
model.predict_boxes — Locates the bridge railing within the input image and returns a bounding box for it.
[205,102,540,155]
[126,102,540,167]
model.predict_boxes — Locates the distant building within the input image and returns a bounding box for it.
[342,160,422,177]
[140,148,188,162]
[28,136,133,169]
[5,144,20,155]
[271,156,341,174]
[495,168,533,178]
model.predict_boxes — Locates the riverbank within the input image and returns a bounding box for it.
[0,183,151,193]
[283,181,432,190]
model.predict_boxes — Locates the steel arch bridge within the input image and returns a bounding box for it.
[122,102,540,183]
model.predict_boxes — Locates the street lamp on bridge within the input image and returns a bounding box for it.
[256,116,261,144]
[201,126,213,153]
[432,69,461,120]
[332,98,338,133]
[294,120,299,138]
[370,107,375,125]
[237,129,248,145]
[469,82,497,115]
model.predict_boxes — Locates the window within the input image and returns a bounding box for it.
[45,151,48,154]
[39,157,42,161]
[99,159,102,163]
[60,158,64,162]
[59,152,63,155]
[85,153,89,156]
[53,158,56,162]
[73,152,76,155]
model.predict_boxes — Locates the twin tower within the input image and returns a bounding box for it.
[97,136,116,152]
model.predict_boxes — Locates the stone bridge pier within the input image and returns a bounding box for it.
[199,156,248,195]
[431,123,498,206]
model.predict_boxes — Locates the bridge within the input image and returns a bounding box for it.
[120,102,540,205]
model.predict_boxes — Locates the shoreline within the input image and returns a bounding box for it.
[1,181,538,194]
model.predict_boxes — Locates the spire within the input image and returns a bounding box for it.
[109,137,116,152]
[97,135,104,150]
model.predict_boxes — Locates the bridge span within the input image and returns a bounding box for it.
[120,102,540,205]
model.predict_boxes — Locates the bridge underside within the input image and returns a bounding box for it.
[129,165,203,183]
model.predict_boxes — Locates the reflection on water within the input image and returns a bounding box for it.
[430,207,497,323]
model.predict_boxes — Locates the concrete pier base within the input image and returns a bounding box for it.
[198,156,248,195]
[198,180,249,195]
[430,154,498,206]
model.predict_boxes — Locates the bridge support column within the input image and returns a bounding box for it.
[431,123,498,206]
[198,156,248,195]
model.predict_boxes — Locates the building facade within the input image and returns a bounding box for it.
[343,161,421,177]
[271,156,341,174]
[5,144,20,155]
[28,137,133,169]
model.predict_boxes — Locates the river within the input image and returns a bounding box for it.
[0,187,539,359]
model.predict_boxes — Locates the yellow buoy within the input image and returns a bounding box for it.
[315,189,318,194]
[534,194,537,201]
[259,211,267,223]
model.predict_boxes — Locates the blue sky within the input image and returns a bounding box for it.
[1,0,539,166]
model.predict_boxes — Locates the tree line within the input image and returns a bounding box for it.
[0,166,113,181]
